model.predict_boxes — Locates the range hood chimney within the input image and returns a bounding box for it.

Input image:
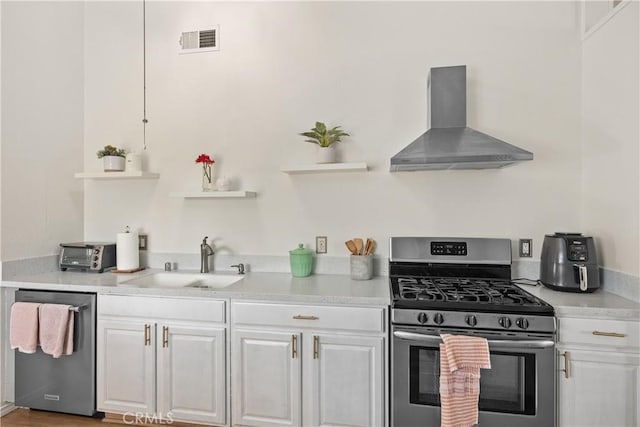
[390,65,533,171]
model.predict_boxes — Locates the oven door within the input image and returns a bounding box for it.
[392,325,555,427]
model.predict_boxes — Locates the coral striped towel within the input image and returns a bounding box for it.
[10,302,42,353]
[439,334,491,427]
[39,304,74,358]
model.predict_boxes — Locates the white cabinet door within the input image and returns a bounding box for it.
[156,324,226,425]
[306,334,384,427]
[97,320,156,414]
[558,348,640,427]
[232,329,302,426]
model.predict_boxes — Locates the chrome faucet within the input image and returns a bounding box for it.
[200,236,214,273]
[231,263,245,274]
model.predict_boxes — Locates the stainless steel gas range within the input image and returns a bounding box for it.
[389,237,556,427]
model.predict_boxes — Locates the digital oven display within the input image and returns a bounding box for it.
[430,242,467,256]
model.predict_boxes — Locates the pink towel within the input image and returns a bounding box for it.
[39,304,74,358]
[10,302,41,353]
[440,334,491,427]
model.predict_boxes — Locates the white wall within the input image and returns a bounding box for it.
[1,1,85,261]
[83,1,582,262]
[581,1,639,276]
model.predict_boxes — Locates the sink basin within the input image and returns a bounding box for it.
[121,272,242,289]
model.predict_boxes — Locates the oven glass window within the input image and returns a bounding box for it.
[409,346,535,415]
[61,247,92,264]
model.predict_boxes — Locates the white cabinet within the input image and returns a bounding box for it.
[307,334,384,427]
[233,329,302,427]
[97,295,227,426]
[157,324,226,425]
[557,316,640,427]
[97,320,156,414]
[231,301,387,427]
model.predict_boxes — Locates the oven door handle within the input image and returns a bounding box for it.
[393,331,555,349]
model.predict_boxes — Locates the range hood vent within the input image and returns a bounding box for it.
[390,65,533,171]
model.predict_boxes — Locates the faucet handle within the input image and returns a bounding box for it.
[231,263,245,274]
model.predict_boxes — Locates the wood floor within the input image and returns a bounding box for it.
[1,408,105,426]
[1,409,206,426]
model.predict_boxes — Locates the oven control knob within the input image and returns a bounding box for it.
[433,313,444,325]
[465,315,477,327]
[417,313,428,324]
[516,318,529,329]
[499,316,512,329]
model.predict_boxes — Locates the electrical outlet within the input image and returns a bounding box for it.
[138,234,148,250]
[316,236,327,254]
[519,239,532,257]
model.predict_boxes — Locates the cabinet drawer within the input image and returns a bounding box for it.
[232,301,385,333]
[559,317,639,350]
[98,295,225,323]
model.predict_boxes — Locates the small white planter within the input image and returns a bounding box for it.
[103,156,126,172]
[316,146,336,164]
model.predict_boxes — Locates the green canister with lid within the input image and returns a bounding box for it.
[289,243,313,277]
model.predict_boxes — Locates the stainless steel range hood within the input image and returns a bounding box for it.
[390,65,533,171]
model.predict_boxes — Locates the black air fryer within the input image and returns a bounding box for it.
[540,233,599,292]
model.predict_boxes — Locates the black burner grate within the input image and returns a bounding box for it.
[395,277,545,307]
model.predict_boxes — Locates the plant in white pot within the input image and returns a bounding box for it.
[299,121,350,164]
[97,145,126,172]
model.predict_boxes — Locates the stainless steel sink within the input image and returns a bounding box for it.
[121,272,242,289]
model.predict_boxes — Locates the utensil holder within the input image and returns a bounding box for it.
[350,255,373,280]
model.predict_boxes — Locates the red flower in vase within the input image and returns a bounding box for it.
[195,154,215,165]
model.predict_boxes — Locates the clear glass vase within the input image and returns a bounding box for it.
[202,164,213,192]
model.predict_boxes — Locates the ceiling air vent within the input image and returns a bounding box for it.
[179,26,219,54]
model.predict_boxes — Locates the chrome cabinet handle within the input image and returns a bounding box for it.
[293,315,319,321]
[593,331,626,338]
[144,324,151,346]
[313,335,319,359]
[162,326,169,348]
[561,351,570,379]
[291,335,298,359]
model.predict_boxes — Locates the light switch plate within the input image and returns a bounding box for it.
[316,236,327,254]
[519,239,532,257]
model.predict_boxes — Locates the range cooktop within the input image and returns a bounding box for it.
[390,276,554,315]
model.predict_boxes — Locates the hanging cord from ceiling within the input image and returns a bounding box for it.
[142,0,148,150]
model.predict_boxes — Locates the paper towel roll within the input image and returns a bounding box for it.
[117,232,139,271]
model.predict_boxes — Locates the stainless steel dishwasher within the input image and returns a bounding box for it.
[14,289,97,416]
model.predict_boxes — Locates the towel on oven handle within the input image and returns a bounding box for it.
[439,334,491,427]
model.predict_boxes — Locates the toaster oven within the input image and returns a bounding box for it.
[59,242,116,273]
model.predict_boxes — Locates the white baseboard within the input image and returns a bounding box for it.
[0,402,17,416]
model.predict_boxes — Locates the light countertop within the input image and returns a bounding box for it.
[518,283,640,321]
[2,269,639,319]
[1,269,390,306]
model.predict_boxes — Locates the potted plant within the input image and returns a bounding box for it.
[97,145,126,172]
[299,121,350,163]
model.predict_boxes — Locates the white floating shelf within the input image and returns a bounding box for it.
[170,191,257,199]
[281,162,368,175]
[74,171,160,180]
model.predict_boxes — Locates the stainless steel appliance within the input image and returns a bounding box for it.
[390,237,556,427]
[15,290,97,416]
[59,242,116,273]
[390,65,533,171]
[540,232,600,293]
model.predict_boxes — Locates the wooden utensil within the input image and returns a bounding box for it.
[345,240,359,255]
[364,238,374,256]
[353,238,364,255]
